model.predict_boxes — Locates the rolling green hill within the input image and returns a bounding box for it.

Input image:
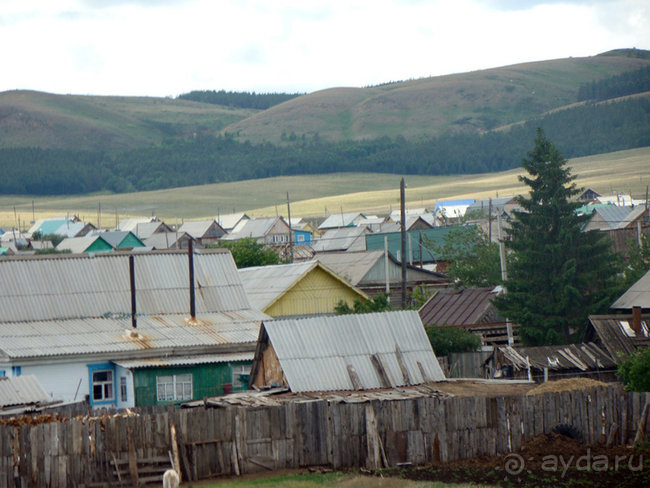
[0,90,258,151]
[223,50,650,143]
[1,49,648,151]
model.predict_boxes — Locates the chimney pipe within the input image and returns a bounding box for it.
[129,255,137,329]
[632,306,642,335]
[188,239,196,320]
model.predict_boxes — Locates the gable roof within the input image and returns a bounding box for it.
[96,231,145,249]
[313,250,446,286]
[132,221,170,239]
[56,235,113,254]
[318,212,366,230]
[312,226,369,252]
[591,205,633,229]
[216,213,250,231]
[118,217,158,233]
[143,232,191,249]
[178,220,225,239]
[52,221,94,238]
[252,310,445,392]
[614,205,648,229]
[0,249,252,323]
[238,261,367,312]
[419,287,505,326]
[611,269,650,310]
[29,218,73,236]
[222,217,289,241]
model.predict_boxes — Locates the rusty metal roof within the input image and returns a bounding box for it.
[419,287,505,326]
[0,311,265,360]
[255,310,445,393]
[114,352,253,369]
[0,249,252,323]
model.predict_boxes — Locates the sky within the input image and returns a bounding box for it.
[1,0,649,98]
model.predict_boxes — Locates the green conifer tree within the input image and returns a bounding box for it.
[494,129,620,346]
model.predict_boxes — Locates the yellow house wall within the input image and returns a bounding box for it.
[265,267,365,317]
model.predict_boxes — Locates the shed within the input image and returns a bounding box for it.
[585,313,650,362]
[250,310,445,392]
[239,261,368,317]
[494,343,617,382]
[0,375,54,411]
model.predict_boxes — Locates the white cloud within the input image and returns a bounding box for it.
[0,0,648,96]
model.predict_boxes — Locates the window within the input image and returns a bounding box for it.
[297,234,305,242]
[92,370,114,402]
[232,364,251,390]
[156,374,192,402]
[120,376,127,402]
[11,366,21,376]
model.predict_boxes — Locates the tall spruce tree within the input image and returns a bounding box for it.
[494,128,620,346]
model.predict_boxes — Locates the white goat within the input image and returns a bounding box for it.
[162,469,179,488]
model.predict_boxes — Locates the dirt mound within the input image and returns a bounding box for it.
[526,378,609,395]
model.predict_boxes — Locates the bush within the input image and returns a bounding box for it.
[617,347,650,391]
[334,293,391,315]
[425,326,482,357]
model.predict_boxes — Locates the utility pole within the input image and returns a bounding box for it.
[400,178,407,309]
[286,192,294,264]
[488,198,493,243]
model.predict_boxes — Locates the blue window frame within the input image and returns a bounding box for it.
[88,363,116,406]
[11,366,21,376]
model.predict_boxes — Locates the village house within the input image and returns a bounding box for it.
[143,231,193,250]
[0,250,268,408]
[314,249,448,307]
[238,261,368,317]
[221,217,292,246]
[312,226,371,253]
[178,219,226,245]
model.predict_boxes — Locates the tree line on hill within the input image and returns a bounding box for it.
[177,90,303,109]
[0,95,648,196]
[577,65,650,102]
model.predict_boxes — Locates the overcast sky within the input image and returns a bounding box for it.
[1,0,648,97]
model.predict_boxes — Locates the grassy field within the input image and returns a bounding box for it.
[1,146,648,229]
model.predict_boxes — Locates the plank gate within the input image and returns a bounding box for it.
[0,385,648,487]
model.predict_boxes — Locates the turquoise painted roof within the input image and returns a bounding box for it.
[36,219,71,235]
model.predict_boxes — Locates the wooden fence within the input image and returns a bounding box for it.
[0,384,649,487]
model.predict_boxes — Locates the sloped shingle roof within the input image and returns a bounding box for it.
[419,287,504,326]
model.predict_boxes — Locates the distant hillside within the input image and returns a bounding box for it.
[0,49,649,197]
[223,49,650,143]
[0,90,257,151]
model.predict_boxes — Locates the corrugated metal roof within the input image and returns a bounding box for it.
[178,220,223,239]
[56,235,105,253]
[222,217,285,241]
[239,261,319,310]
[0,250,253,323]
[318,212,365,230]
[260,310,445,392]
[0,311,265,359]
[314,251,384,285]
[593,206,633,229]
[0,375,52,407]
[312,227,369,252]
[114,352,253,369]
[499,343,615,372]
[419,287,504,326]
[611,269,650,309]
[615,206,647,230]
